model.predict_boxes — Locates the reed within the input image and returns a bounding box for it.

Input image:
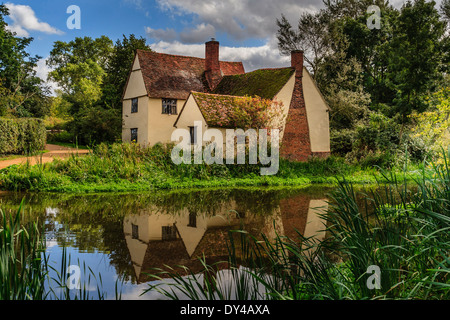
[0,200,47,300]
[0,201,122,300]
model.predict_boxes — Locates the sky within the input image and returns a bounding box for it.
[1,0,444,86]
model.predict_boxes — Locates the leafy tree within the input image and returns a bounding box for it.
[48,34,152,145]
[0,5,50,118]
[47,36,114,114]
[442,0,450,21]
[410,83,450,158]
[385,0,447,122]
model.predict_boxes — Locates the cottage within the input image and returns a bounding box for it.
[122,39,330,161]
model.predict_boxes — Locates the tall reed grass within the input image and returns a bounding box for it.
[0,200,121,300]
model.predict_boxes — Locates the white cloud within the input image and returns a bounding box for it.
[34,57,59,95]
[145,26,178,42]
[180,23,216,44]
[5,3,64,37]
[147,0,317,71]
[155,0,320,40]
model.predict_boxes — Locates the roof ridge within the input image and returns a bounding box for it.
[136,49,243,64]
[191,91,266,100]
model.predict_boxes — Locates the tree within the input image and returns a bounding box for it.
[0,5,50,118]
[442,0,450,21]
[47,34,152,145]
[410,82,450,158]
[385,0,447,122]
[47,36,114,114]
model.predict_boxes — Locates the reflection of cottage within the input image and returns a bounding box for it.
[123,198,328,283]
[122,40,330,161]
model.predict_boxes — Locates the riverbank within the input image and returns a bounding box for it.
[0,142,425,193]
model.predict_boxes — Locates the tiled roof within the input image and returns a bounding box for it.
[190,92,277,129]
[136,50,245,100]
[213,67,295,99]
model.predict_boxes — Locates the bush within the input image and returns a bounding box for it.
[0,118,47,154]
[47,130,74,144]
[65,107,121,146]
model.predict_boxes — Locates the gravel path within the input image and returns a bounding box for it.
[0,144,90,170]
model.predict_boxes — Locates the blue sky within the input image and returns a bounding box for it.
[2,0,443,84]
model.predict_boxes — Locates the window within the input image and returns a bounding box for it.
[189,126,197,145]
[162,99,177,115]
[131,98,138,113]
[131,224,139,240]
[130,128,138,143]
[188,211,197,228]
[162,225,177,241]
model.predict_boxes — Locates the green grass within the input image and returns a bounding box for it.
[144,150,450,300]
[46,141,90,150]
[0,142,425,193]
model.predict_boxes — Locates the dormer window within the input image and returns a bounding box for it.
[162,99,177,115]
[131,98,138,113]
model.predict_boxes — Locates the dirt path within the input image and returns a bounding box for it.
[0,144,90,170]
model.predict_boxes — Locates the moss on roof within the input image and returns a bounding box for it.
[212,67,295,99]
[191,92,283,129]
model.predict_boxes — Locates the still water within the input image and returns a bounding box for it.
[0,186,334,299]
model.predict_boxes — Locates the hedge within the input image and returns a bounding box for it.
[0,118,47,154]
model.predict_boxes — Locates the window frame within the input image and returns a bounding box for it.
[131,98,138,113]
[130,128,138,143]
[162,98,177,115]
[189,126,197,145]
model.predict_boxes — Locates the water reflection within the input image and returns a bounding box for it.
[0,187,332,299]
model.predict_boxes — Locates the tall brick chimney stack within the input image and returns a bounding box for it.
[280,49,312,162]
[205,39,222,90]
[291,50,304,75]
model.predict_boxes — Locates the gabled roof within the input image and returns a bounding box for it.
[212,67,295,99]
[136,49,245,100]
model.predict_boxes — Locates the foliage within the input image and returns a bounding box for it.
[410,85,450,158]
[0,142,424,193]
[48,35,151,145]
[277,0,449,124]
[0,118,47,154]
[65,107,122,145]
[0,5,50,118]
[0,201,47,300]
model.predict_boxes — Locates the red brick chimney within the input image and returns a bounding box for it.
[280,49,312,162]
[291,50,304,76]
[205,39,222,90]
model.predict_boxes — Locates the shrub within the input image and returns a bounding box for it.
[0,118,47,154]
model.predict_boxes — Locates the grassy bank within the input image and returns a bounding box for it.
[0,142,426,193]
